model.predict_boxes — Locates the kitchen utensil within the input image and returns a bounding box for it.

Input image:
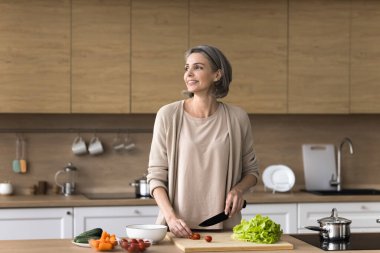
[19,136,27,173]
[199,200,247,227]
[130,174,150,198]
[305,208,351,241]
[302,144,337,191]
[112,133,125,152]
[55,162,78,196]
[126,224,167,244]
[262,165,295,192]
[0,182,14,195]
[72,135,87,155]
[88,136,104,155]
[12,136,21,173]
[168,232,294,252]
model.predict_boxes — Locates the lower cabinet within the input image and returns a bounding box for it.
[241,203,298,234]
[298,202,380,233]
[0,207,73,240]
[73,206,159,237]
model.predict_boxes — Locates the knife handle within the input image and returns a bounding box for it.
[242,200,247,209]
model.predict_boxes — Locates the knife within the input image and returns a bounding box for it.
[198,200,247,227]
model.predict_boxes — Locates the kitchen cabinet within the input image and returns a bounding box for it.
[190,0,288,114]
[0,0,70,113]
[241,203,297,233]
[350,1,380,113]
[73,206,159,238]
[0,207,73,240]
[288,0,350,114]
[298,202,380,233]
[71,0,131,113]
[131,0,188,113]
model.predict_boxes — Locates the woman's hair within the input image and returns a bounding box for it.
[183,45,232,98]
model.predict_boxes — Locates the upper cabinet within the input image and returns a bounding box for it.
[350,1,380,113]
[189,0,288,114]
[131,0,188,113]
[288,0,350,114]
[71,0,131,113]
[0,0,70,113]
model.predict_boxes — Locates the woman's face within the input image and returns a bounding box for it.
[184,53,220,96]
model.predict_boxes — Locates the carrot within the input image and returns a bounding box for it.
[109,235,117,246]
[98,242,113,251]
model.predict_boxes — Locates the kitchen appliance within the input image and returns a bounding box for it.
[199,200,247,227]
[291,233,380,251]
[55,162,77,196]
[302,144,337,191]
[305,208,351,241]
[130,174,150,198]
[168,232,293,252]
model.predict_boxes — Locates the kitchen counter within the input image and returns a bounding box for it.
[1,234,378,253]
[1,190,380,208]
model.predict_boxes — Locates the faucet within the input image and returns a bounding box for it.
[330,137,354,191]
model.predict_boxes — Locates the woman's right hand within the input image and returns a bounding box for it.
[167,216,192,238]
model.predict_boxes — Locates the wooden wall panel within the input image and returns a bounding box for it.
[288,0,350,114]
[190,0,288,113]
[0,0,70,113]
[351,1,380,113]
[131,0,188,113]
[72,0,131,113]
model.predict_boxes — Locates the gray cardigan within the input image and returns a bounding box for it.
[147,100,259,227]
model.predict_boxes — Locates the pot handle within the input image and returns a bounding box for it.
[305,226,328,233]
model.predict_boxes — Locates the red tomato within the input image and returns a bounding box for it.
[205,235,212,242]
[120,240,129,249]
[131,238,138,244]
[144,240,151,248]
[138,241,146,252]
[192,233,201,240]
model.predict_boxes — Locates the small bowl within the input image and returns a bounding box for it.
[126,224,167,243]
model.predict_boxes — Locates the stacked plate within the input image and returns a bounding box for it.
[262,165,295,193]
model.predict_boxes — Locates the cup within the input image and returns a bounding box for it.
[0,182,13,195]
[112,134,125,152]
[72,136,87,155]
[36,181,48,195]
[88,136,104,155]
[12,160,21,173]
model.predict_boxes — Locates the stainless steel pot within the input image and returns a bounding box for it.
[305,208,351,241]
[130,174,150,198]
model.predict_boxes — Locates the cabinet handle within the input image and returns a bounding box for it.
[134,209,141,215]
[66,211,72,215]
[361,205,368,210]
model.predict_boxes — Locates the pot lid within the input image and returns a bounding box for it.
[318,208,352,224]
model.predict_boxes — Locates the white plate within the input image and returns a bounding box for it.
[262,165,295,192]
[71,241,90,248]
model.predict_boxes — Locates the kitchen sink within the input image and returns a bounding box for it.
[305,188,380,195]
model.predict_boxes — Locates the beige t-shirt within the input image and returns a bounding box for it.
[174,104,229,229]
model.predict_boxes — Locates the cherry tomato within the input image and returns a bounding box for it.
[120,240,129,249]
[144,240,151,248]
[131,238,138,244]
[191,233,201,240]
[138,241,146,252]
[205,235,212,242]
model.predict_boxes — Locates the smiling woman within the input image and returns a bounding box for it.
[147,45,259,238]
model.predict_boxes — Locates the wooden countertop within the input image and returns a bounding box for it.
[1,235,378,253]
[1,190,380,208]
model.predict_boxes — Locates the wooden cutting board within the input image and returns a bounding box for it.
[167,232,294,252]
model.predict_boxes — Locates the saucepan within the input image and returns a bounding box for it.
[305,208,351,241]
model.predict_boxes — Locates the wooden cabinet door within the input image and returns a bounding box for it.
[190,0,288,113]
[351,1,380,113]
[288,0,350,114]
[0,0,70,113]
[72,0,131,113]
[0,208,73,240]
[131,0,188,113]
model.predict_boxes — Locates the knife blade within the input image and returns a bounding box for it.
[198,200,247,227]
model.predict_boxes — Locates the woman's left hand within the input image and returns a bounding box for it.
[224,187,244,218]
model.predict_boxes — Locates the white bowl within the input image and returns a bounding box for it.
[126,224,167,243]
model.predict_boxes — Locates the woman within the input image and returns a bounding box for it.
[147,45,259,238]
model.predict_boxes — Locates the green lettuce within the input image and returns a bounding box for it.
[232,214,283,244]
